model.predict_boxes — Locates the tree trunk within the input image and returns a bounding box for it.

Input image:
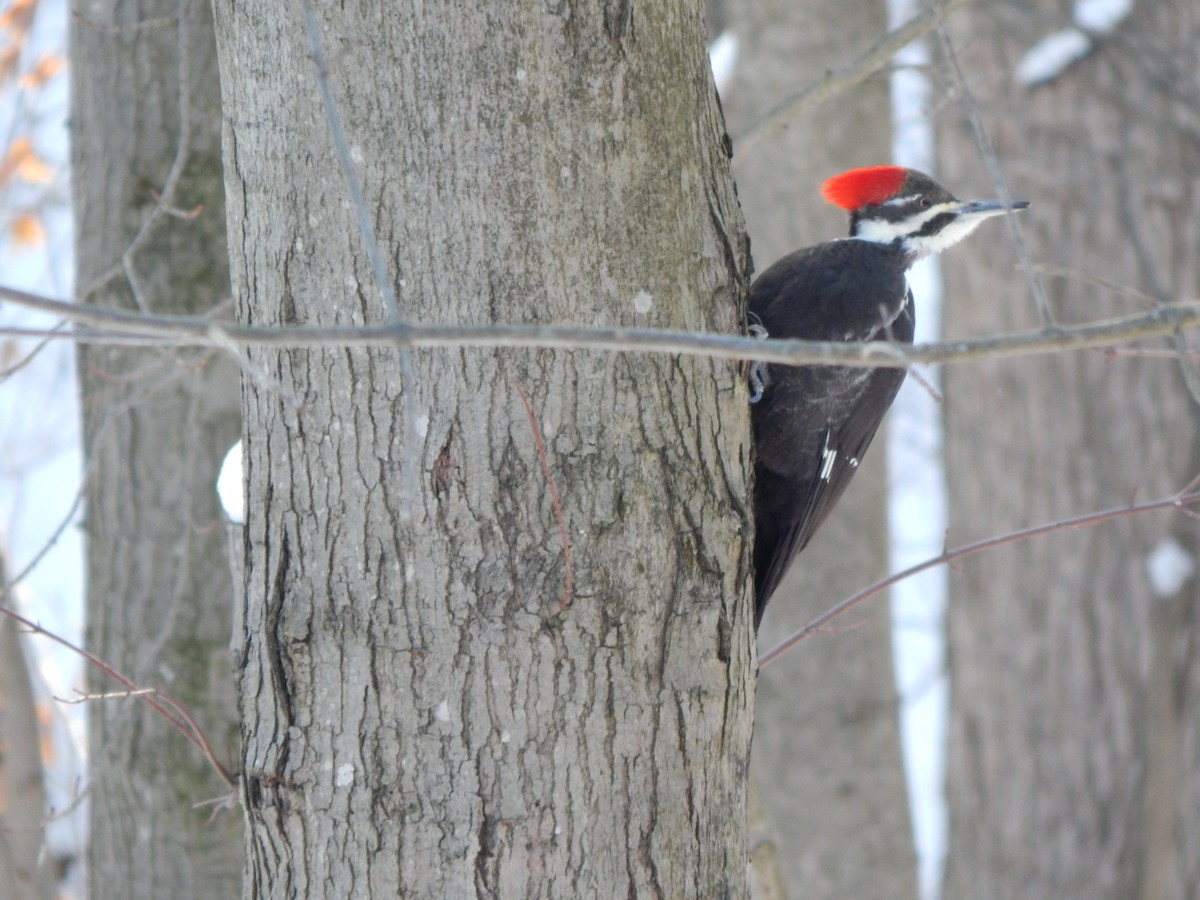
[939,2,1200,897]
[212,1,755,896]
[719,0,919,896]
[71,0,243,894]
[0,555,57,900]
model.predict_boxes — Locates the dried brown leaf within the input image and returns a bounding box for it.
[17,52,63,88]
[10,211,46,248]
[0,0,37,34]
[0,136,53,185]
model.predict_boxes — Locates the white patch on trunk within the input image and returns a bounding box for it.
[1146,538,1194,599]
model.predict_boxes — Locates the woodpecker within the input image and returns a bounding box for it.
[751,166,1028,627]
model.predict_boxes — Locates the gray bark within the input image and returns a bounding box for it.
[939,2,1200,897]
[212,1,755,896]
[71,0,243,894]
[719,1,919,896]
[0,556,56,900]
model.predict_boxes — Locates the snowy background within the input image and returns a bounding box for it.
[0,1,1112,896]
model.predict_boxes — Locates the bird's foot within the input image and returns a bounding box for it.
[748,322,769,403]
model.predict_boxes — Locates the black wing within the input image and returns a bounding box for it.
[749,241,914,625]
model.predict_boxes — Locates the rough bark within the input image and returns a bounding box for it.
[71,0,243,894]
[939,2,1200,897]
[212,1,755,896]
[718,1,919,896]
[0,556,57,900]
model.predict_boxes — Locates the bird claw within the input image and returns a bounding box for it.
[748,322,769,403]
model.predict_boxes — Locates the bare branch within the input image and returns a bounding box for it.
[0,321,67,381]
[935,22,1055,327]
[0,603,236,788]
[300,0,403,326]
[2,480,85,592]
[732,0,974,167]
[759,480,1200,667]
[3,282,1200,370]
[78,0,196,307]
[300,0,421,511]
[1032,263,1163,308]
[207,325,302,408]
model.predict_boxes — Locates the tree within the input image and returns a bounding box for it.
[44,0,1200,894]
[0,554,56,899]
[938,1,1200,897]
[211,1,755,894]
[71,0,242,893]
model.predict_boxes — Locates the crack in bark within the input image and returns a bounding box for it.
[265,529,295,778]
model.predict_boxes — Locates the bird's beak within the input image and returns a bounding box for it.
[958,199,1030,218]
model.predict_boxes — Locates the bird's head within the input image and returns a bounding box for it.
[821,165,1029,260]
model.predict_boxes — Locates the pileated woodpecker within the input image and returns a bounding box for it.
[751,166,1028,627]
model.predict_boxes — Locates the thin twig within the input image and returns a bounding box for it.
[207,326,302,408]
[905,365,943,404]
[0,380,120,613]
[0,604,236,787]
[300,0,420,515]
[1171,330,1200,407]
[1112,155,1200,407]
[759,480,1200,667]
[1033,263,1163,308]
[1035,252,1200,405]
[935,22,1054,327]
[2,481,85,592]
[300,0,403,326]
[0,320,69,381]
[61,687,159,703]
[3,283,1200,369]
[732,0,974,167]
[78,0,196,306]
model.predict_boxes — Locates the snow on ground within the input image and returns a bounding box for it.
[1015,0,1132,86]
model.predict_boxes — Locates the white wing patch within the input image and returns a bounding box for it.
[858,285,912,341]
[819,429,837,482]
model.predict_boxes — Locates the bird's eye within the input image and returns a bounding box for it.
[918,196,931,208]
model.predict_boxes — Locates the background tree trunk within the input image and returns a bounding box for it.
[71,0,243,894]
[0,555,57,900]
[212,1,755,895]
[938,2,1200,897]
[717,1,919,896]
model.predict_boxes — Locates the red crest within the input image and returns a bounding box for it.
[821,166,907,210]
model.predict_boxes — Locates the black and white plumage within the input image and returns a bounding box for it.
[751,166,1027,627]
